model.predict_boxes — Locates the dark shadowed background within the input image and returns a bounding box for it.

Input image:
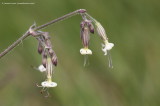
[0,0,160,106]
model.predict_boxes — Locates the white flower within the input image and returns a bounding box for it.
[80,48,92,55]
[38,65,46,72]
[41,81,57,87]
[102,40,114,55]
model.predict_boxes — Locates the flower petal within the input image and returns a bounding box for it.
[38,65,46,72]
[102,42,114,55]
[80,48,92,55]
[41,81,57,87]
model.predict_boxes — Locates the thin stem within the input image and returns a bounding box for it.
[0,31,30,59]
[0,9,86,59]
[35,9,86,30]
[85,13,97,23]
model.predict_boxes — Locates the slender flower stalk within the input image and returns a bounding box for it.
[0,9,86,59]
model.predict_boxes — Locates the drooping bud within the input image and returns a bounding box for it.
[43,32,50,40]
[42,51,47,58]
[42,57,47,68]
[80,21,90,48]
[42,51,47,67]
[40,32,52,49]
[38,42,43,54]
[48,49,55,57]
[51,55,58,66]
[45,40,52,49]
[88,22,94,34]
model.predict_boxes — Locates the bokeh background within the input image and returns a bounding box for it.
[0,0,160,106]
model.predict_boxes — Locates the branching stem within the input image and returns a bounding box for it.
[0,9,86,59]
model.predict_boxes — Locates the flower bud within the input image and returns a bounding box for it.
[51,55,58,66]
[45,40,52,48]
[42,51,47,58]
[88,22,94,34]
[43,32,50,40]
[78,9,86,13]
[42,57,47,68]
[37,42,43,54]
[80,25,90,48]
[48,49,55,57]
[80,21,85,28]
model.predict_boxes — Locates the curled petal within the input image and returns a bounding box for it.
[102,43,114,55]
[38,65,46,72]
[102,41,114,55]
[102,43,114,51]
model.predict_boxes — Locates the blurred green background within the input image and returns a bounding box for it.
[0,0,160,106]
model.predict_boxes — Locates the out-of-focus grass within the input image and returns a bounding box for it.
[0,0,160,106]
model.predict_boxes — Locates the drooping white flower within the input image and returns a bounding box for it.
[80,19,94,56]
[41,81,57,87]
[102,40,114,55]
[80,48,92,55]
[37,57,57,88]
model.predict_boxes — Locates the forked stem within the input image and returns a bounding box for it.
[0,9,86,59]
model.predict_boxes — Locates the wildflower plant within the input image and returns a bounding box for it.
[0,9,114,97]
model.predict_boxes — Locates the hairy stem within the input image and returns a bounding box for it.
[0,9,86,59]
